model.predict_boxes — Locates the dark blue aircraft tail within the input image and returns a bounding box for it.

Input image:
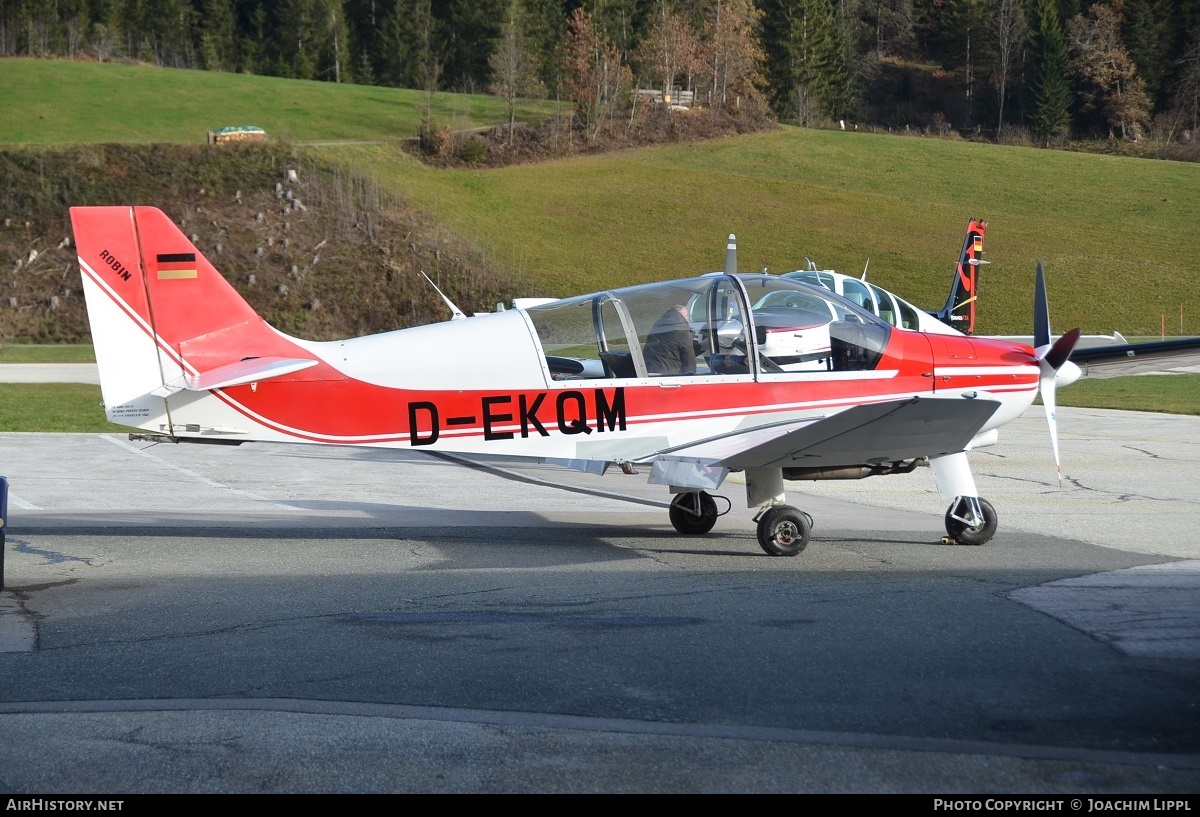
[933,218,986,334]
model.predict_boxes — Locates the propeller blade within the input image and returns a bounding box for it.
[724,234,737,276]
[1033,261,1051,350]
[1044,327,1081,370]
[1039,359,1064,487]
[1033,261,1069,487]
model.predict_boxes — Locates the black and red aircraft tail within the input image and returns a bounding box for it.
[932,218,986,334]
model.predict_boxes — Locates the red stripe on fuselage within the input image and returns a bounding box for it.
[88,255,1037,447]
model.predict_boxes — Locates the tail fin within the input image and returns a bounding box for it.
[71,206,312,431]
[934,218,986,334]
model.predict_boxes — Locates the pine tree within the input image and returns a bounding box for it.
[490,0,545,143]
[1121,0,1163,102]
[760,0,854,125]
[199,0,237,71]
[277,0,317,80]
[1028,0,1072,142]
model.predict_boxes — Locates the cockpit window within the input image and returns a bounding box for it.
[738,275,890,372]
[523,274,890,382]
[865,282,898,326]
[841,278,872,311]
[782,270,835,291]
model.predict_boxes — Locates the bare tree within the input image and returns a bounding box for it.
[993,0,1027,139]
[561,7,633,143]
[1166,30,1200,142]
[703,0,767,109]
[1067,1,1151,140]
[489,0,546,145]
[634,2,702,112]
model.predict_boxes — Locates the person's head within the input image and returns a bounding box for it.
[671,304,689,321]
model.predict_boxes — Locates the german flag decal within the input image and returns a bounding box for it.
[156,252,197,280]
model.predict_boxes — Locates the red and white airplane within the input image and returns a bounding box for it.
[71,206,1179,556]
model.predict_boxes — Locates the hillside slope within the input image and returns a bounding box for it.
[0,144,531,342]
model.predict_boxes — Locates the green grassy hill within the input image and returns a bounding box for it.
[321,130,1200,337]
[0,57,556,145]
[5,58,1197,337]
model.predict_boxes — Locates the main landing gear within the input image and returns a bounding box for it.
[754,505,813,556]
[668,491,721,535]
[669,491,812,556]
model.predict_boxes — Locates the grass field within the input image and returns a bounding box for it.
[0,384,122,432]
[0,345,95,363]
[321,130,1200,337]
[0,58,557,145]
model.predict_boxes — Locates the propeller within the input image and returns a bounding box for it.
[1032,261,1082,487]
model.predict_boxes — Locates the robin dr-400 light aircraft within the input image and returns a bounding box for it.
[76,206,1161,556]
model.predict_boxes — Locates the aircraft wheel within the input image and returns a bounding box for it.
[669,491,718,535]
[944,498,998,546]
[756,505,811,557]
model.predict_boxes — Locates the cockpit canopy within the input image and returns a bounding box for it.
[525,274,891,380]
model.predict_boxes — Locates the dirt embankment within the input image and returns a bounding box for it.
[0,143,531,343]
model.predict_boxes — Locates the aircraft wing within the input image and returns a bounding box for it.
[648,397,1000,482]
[1069,336,1200,379]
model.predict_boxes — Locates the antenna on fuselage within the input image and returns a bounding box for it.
[725,234,737,276]
[861,258,870,280]
[420,271,467,321]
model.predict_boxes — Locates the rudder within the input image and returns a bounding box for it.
[936,218,986,334]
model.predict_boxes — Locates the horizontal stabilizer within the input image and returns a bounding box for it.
[181,356,318,392]
[661,397,1000,471]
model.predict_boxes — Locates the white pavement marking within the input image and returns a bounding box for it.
[6,492,40,510]
[1009,560,1200,659]
[0,363,99,384]
[103,435,303,511]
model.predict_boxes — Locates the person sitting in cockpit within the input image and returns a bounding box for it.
[643,304,697,376]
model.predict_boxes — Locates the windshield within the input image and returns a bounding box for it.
[524,274,891,380]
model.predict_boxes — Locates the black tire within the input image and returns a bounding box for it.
[756,505,811,557]
[669,491,719,535]
[944,497,998,546]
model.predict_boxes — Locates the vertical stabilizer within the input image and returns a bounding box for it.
[935,218,986,334]
[71,206,289,430]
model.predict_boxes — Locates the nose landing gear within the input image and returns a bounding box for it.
[942,496,997,546]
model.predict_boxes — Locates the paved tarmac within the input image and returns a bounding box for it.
[0,368,1198,793]
[0,363,100,384]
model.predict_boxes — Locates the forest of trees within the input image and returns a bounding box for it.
[3,0,1199,147]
